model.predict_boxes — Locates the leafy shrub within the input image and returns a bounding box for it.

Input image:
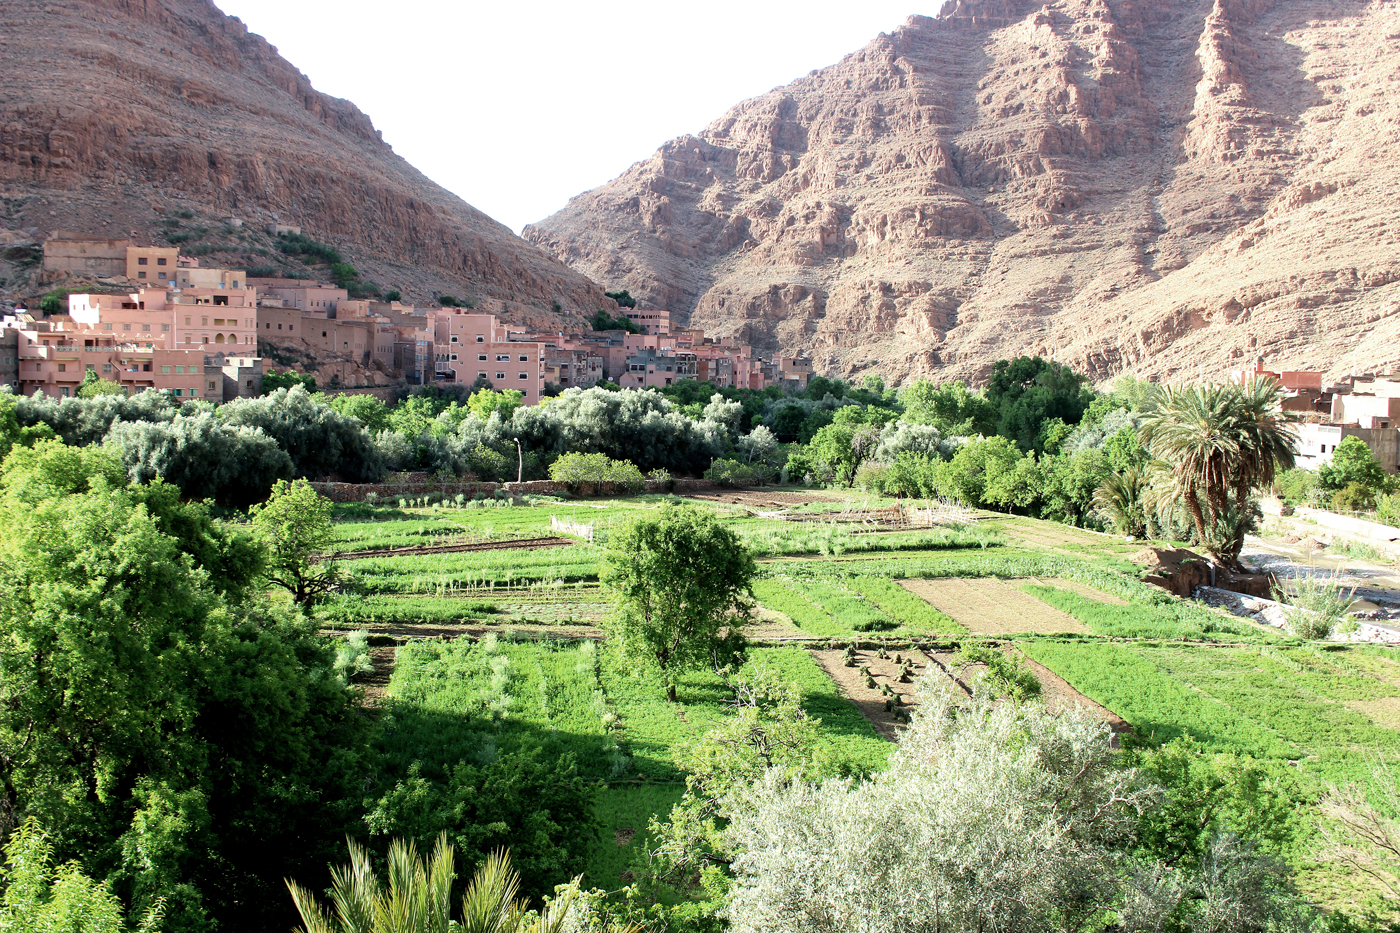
[1274,468,1321,507]
[104,413,294,507]
[854,461,890,494]
[334,630,373,683]
[1275,570,1357,640]
[548,451,644,493]
[706,458,772,487]
[647,467,674,491]
[1332,481,1376,513]
[1377,493,1400,529]
[950,645,1042,702]
[275,232,342,265]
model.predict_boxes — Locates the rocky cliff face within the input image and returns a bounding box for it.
[0,0,612,325]
[526,0,1400,384]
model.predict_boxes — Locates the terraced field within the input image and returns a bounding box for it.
[317,490,1400,912]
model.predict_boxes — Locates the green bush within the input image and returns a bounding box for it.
[705,458,772,487]
[275,232,342,265]
[1274,468,1321,507]
[1377,493,1400,529]
[1332,481,1376,513]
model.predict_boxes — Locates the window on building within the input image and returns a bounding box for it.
[496,354,510,362]
[519,372,528,380]
[214,319,225,326]
[212,295,227,306]
[122,323,131,331]
[478,372,488,380]
[450,335,459,343]
[208,381,217,391]
[138,257,148,266]
[138,271,147,279]
[161,365,171,374]
[157,258,167,266]
[190,366,199,374]
[476,335,484,343]
[141,324,151,333]
[57,363,65,372]
[102,363,111,374]
[322,331,328,338]
[184,316,192,325]
[202,337,208,345]
[161,324,170,332]
[102,323,112,331]
[289,325,294,333]
[496,372,505,380]
[175,366,184,374]
[60,387,70,397]
[450,354,458,361]
[189,388,198,397]
[158,272,167,279]
[201,317,208,326]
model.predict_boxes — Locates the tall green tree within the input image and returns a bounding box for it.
[250,478,341,606]
[1319,435,1388,496]
[601,504,756,702]
[0,441,370,931]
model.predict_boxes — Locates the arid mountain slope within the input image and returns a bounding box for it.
[0,0,612,325]
[526,0,1400,384]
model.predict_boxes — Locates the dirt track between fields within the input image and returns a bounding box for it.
[333,536,576,561]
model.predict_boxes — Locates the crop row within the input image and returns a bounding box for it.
[344,546,604,592]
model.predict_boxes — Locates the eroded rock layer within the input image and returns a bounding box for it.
[526,0,1400,384]
[0,0,612,325]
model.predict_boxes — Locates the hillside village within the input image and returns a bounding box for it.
[4,232,1400,482]
[1,232,817,405]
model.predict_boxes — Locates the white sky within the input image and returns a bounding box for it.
[215,1,928,233]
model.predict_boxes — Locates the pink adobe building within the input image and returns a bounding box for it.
[433,309,545,404]
[15,317,208,399]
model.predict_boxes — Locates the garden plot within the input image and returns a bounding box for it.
[900,578,1089,635]
[812,647,923,740]
[330,536,574,560]
[679,489,839,509]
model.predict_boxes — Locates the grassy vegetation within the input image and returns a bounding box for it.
[322,492,1399,914]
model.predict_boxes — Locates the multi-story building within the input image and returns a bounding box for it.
[14,317,208,399]
[125,246,179,285]
[41,233,132,278]
[0,320,19,388]
[249,280,347,313]
[619,348,698,389]
[434,309,545,403]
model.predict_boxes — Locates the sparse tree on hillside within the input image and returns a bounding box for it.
[601,504,755,702]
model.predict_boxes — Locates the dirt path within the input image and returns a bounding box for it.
[899,578,1090,635]
[335,536,576,561]
[358,645,397,706]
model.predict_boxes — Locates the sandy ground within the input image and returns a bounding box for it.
[899,578,1090,635]
[1241,535,1400,610]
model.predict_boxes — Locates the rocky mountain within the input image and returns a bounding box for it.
[0,0,613,325]
[526,0,1400,385]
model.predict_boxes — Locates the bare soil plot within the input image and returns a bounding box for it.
[899,578,1089,635]
[997,521,1137,555]
[333,536,575,560]
[812,648,924,741]
[679,489,838,509]
[1346,697,1400,730]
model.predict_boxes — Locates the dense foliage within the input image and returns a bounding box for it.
[0,441,370,932]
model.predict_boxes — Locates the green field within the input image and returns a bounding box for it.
[322,494,1400,913]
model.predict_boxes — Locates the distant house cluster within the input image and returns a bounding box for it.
[0,233,814,403]
[1229,358,1400,474]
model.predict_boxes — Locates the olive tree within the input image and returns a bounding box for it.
[600,504,755,702]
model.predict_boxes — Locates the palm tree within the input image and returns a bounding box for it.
[287,836,583,933]
[1092,464,1149,537]
[1139,378,1298,567]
